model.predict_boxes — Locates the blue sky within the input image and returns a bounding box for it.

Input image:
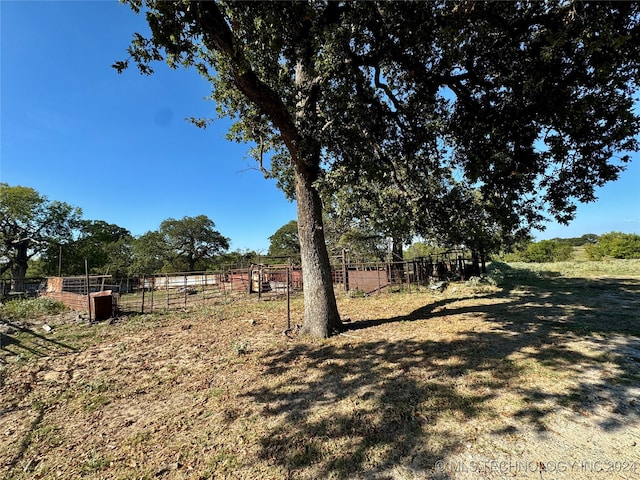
[2,1,639,253]
[1,0,297,253]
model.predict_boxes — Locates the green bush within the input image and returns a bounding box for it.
[585,232,640,260]
[507,240,573,263]
[0,297,67,320]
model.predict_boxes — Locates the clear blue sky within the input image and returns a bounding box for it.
[1,0,297,253]
[2,1,639,253]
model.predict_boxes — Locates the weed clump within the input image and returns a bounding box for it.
[0,297,67,321]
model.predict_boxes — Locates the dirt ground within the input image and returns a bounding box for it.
[1,262,639,479]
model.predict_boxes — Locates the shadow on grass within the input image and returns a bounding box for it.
[243,263,640,478]
[0,320,77,361]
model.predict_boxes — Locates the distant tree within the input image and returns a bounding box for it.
[585,232,640,259]
[213,249,260,269]
[160,215,229,272]
[404,242,446,261]
[425,184,532,271]
[130,231,169,275]
[516,240,574,263]
[118,1,640,337]
[321,212,389,263]
[268,221,300,257]
[322,170,421,265]
[580,234,600,245]
[550,234,599,247]
[341,230,388,263]
[42,220,133,277]
[0,184,81,292]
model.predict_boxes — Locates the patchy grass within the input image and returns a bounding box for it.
[1,260,639,479]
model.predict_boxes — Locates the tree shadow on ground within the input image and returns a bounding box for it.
[0,321,77,470]
[243,263,640,479]
[0,320,77,362]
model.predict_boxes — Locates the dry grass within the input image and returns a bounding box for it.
[1,261,639,479]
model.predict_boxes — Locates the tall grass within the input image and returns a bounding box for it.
[502,258,640,278]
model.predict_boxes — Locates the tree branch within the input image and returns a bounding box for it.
[193,1,301,155]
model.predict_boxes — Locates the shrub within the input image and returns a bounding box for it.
[515,240,573,263]
[0,297,67,320]
[585,232,640,260]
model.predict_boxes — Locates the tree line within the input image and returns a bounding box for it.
[3,182,639,295]
[0,183,240,291]
[500,233,640,262]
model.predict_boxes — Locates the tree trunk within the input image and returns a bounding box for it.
[295,162,342,338]
[11,241,29,293]
[190,2,342,337]
[389,237,404,283]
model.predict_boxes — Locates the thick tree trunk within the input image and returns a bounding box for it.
[11,241,29,293]
[295,163,342,338]
[389,237,404,283]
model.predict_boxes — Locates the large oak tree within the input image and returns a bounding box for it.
[0,184,81,292]
[160,215,229,272]
[117,1,639,337]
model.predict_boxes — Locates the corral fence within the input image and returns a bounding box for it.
[32,249,482,317]
[41,275,115,321]
[113,264,303,314]
[0,277,45,299]
[332,249,483,295]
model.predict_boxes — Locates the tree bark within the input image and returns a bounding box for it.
[295,160,343,338]
[11,241,29,293]
[390,237,404,283]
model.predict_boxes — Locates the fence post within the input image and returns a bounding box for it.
[286,266,291,331]
[342,249,348,292]
[85,259,92,322]
[406,261,411,293]
[222,271,227,303]
[141,276,145,314]
[184,274,188,307]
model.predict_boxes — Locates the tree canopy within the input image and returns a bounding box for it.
[267,220,300,257]
[41,220,133,277]
[118,1,640,337]
[130,230,170,275]
[586,232,640,259]
[159,215,230,272]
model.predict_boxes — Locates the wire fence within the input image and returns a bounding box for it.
[1,278,46,299]
[111,264,303,314]
[26,249,481,318]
